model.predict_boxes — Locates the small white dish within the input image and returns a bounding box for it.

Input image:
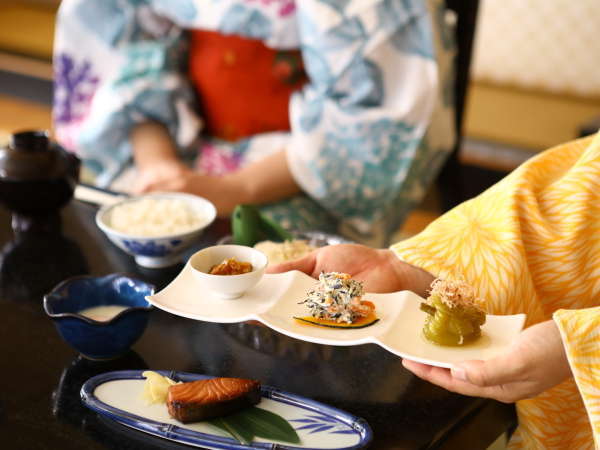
[189,245,268,299]
[96,193,216,268]
[147,266,527,368]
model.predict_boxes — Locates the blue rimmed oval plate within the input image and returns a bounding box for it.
[81,370,372,449]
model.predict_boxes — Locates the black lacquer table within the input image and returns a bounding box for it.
[0,198,516,449]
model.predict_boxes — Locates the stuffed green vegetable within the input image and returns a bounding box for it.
[420,278,486,346]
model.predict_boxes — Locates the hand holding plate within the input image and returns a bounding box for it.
[267,243,434,296]
[402,319,572,403]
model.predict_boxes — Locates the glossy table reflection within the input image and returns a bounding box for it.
[0,199,516,449]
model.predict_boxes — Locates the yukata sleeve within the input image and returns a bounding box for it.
[391,132,600,322]
[553,308,600,446]
[391,130,600,448]
[53,0,201,186]
[287,0,444,245]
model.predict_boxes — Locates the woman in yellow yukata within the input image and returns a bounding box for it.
[269,131,600,449]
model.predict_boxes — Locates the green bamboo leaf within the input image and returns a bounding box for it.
[207,406,300,445]
[208,417,253,445]
[231,407,301,444]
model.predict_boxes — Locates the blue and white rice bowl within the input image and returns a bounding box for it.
[96,193,217,268]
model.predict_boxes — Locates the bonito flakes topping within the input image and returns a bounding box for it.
[428,278,482,309]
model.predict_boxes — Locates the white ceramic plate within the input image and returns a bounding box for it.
[147,265,526,368]
[81,370,372,449]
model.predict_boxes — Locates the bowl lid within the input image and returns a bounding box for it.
[0,130,80,181]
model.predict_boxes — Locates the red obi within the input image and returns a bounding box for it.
[189,30,308,142]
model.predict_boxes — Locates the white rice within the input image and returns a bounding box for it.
[109,197,206,237]
[254,240,316,266]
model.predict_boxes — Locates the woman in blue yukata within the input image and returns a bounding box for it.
[53,0,456,246]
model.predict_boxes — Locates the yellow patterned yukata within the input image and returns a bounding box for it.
[391,132,600,449]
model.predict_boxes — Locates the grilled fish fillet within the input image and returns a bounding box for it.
[167,377,261,423]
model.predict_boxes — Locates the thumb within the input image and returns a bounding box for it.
[452,354,522,387]
[265,252,317,275]
[135,178,158,194]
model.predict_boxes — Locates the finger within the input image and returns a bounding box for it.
[402,359,458,388]
[453,352,525,388]
[137,183,153,194]
[403,359,509,400]
[402,359,436,377]
[136,179,161,193]
[136,184,155,194]
[265,252,317,275]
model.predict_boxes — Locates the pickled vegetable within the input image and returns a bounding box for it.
[141,371,178,404]
[209,258,253,275]
[232,205,292,246]
[420,279,486,346]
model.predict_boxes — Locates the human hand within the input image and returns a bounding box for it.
[402,320,572,403]
[267,243,434,295]
[133,160,192,194]
[136,169,243,217]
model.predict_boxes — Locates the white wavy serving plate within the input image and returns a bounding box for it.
[147,265,526,368]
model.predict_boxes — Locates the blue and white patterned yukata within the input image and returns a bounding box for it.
[53,0,456,246]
